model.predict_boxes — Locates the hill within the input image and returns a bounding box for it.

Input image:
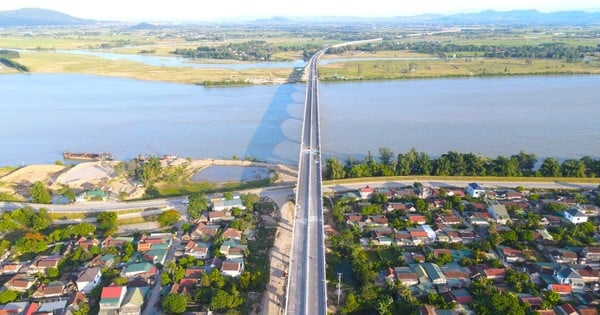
[0,8,95,27]
[401,9,600,25]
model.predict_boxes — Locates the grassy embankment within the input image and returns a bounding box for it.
[325,175,600,186]
[319,54,600,81]
[17,51,295,85]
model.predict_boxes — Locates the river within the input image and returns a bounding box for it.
[1,74,598,166]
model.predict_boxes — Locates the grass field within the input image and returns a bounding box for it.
[319,57,600,81]
[18,51,296,84]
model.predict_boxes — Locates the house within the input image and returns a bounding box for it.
[75,237,100,251]
[87,254,116,268]
[466,183,485,198]
[483,268,506,280]
[29,256,61,274]
[487,203,510,225]
[422,263,447,285]
[212,198,246,211]
[550,250,578,264]
[574,266,600,283]
[221,258,245,277]
[554,267,585,292]
[76,188,108,202]
[101,236,134,248]
[123,262,157,279]
[385,202,406,212]
[394,267,419,286]
[76,267,102,293]
[501,247,525,263]
[208,211,234,223]
[24,302,40,315]
[1,263,23,275]
[451,288,473,304]
[99,285,127,313]
[564,208,588,224]
[0,302,30,315]
[582,247,600,263]
[185,241,211,260]
[548,283,573,295]
[519,294,543,310]
[120,287,147,315]
[555,303,578,315]
[37,300,67,315]
[191,223,220,240]
[32,281,67,299]
[359,186,374,200]
[143,248,168,265]
[4,273,36,292]
[222,228,243,240]
[408,214,427,225]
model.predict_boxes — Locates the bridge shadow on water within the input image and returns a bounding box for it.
[242,68,305,169]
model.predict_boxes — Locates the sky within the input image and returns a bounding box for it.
[1,0,599,21]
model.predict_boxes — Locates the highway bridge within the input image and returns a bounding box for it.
[285,48,328,315]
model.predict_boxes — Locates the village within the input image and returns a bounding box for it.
[326,182,600,315]
[0,191,275,315]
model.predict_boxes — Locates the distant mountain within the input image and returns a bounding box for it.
[392,10,600,25]
[0,8,95,27]
[127,22,162,30]
[251,16,294,24]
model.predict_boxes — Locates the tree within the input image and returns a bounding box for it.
[241,193,259,210]
[96,212,117,236]
[378,147,395,166]
[540,158,561,177]
[58,185,76,202]
[158,210,180,227]
[187,192,208,220]
[47,267,59,279]
[70,222,96,236]
[512,151,537,176]
[0,290,18,304]
[341,292,360,314]
[140,156,162,186]
[162,293,187,314]
[72,302,90,315]
[325,157,346,180]
[561,159,585,177]
[209,289,244,312]
[30,181,51,204]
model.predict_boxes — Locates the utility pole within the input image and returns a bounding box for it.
[337,272,343,308]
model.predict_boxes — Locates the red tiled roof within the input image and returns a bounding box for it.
[410,231,428,238]
[550,284,572,293]
[221,261,241,271]
[222,228,242,239]
[23,302,39,315]
[483,268,506,278]
[101,286,125,299]
[359,186,374,193]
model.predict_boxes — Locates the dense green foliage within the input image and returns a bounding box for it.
[325,148,600,179]
[0,290,18,304]
[174,40,321,61]
[96,211,118,236]
[162,293,187,314]
[29,181,52,204]
[158,209,180,226]
[327,40,600,62]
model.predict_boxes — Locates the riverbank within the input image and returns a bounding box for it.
[0,158,297,202]
[10,50,600,86]
[318,57,600,82]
